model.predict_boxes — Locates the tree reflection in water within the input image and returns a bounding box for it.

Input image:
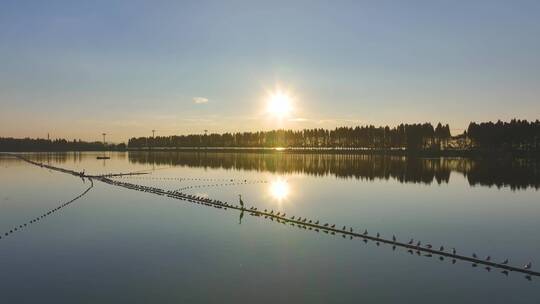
[128,151,540,190]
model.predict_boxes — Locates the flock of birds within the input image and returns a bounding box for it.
[104,175,536,279]
[115,175,268,194]
[6,154,538,281]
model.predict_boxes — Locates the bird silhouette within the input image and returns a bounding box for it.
[501,259,509,265]
[524,262,532,270]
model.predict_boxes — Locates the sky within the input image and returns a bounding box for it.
[1,0,540,142]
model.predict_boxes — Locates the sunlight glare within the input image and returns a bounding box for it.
[269,178,290,201]
[266,90,293,118]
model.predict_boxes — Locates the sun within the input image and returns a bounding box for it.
[266,89,293,118]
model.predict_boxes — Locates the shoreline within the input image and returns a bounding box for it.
[1,147,539,158]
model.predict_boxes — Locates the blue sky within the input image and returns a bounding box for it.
[1,0,539,141]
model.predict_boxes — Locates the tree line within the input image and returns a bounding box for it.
[0,137,126,152]
[2,119,539,152]
[128,123,452,150]
[466,119,540,151]
[127,119,539,151]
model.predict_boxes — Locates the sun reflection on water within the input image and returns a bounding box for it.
[269,178,290,202]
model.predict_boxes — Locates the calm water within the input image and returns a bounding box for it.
[1,152,539,303]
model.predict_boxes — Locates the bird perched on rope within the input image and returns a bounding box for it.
[238,195,244,208]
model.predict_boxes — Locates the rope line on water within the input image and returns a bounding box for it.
[0,179,93,240]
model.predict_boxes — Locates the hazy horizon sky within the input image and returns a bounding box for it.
[1,0,540,142]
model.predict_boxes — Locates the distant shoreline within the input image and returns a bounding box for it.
[2,147,539,158]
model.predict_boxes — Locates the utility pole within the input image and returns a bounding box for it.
[102,133,107,145]
[204,130,208,150]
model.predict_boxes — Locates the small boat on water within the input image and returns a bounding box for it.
[96,156,110,159]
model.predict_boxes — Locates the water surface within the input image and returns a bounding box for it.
[1,152,539,303]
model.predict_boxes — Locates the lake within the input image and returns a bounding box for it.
[1,151,539,303]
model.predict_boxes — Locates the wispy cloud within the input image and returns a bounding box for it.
[193,97,209,104]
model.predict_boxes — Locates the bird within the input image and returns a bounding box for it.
[376,232,380,238]
[524,262,532,270]
[342,226,346,230]
[486,256,491,261]
[330,224,335,228]
[416,241,421,247]
[439,246,444,252]
[291,216,295,220]
[408,239,414,245]
[238,195,244,208]
[472,253,477,258]
[349,227,353,233]
[315,220,319,225]
[324,223,329,227]
[363,229,368,235]
[501,259,509,265]
[452,248,456,255]
[425,244,432,249]
[392,235,396,242]
[282,213,286,217]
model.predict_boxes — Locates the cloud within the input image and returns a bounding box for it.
[193,97,209,104]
